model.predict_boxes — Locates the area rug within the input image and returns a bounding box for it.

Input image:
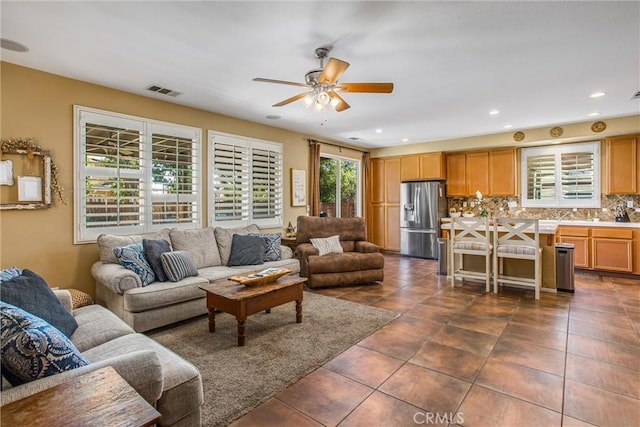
[148,291,398,426]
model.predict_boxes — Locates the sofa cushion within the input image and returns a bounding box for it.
[98,229,172,265]
[214,224,260,266]
[170,227,221,269]
[1,302,89,386]
[250,233,281,261]
[0,269,79,337]
[228,234,265,266]
[161,251,199,282]
[70,304,135,353]
[123,277,207,313]
[310,235,343,256]
[307,252,383,274]
[143,239,171,282]
[113,242,156,287]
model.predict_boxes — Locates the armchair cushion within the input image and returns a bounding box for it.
[1,302,89,386]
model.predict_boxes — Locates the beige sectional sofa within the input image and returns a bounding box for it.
[0,290,203,427]
[92,224,300,332]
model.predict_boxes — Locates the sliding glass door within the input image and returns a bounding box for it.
[319,155,360,218]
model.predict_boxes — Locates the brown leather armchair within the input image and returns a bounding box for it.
[295,216,384,288]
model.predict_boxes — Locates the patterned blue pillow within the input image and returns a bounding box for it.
[1,302,90,386]
[113,242,156,286]
[0,266,22,283]
[160,251,198,282]
[249,233,281,262]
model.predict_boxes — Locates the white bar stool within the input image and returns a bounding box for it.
[492,218,542,300]
[449,217,492,292]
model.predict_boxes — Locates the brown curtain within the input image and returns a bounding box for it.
[309,141,321,216]
[362,151,371,222]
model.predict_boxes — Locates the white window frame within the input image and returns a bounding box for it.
[208,131,283,229]
[319,153,362,218]
[74,106,202,243]
[521,141,601,208]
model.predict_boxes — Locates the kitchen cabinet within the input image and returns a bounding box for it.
[400,155,420,182]
[557,227,590,268]
[368,157,400,250]
[446,152,466,196]
[489,148,518,196]
[466,151,490,196]
[591,228,633,273]
[419,152,446,180]
[605,134,639,194]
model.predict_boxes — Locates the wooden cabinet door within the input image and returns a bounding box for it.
[400,155,420,182]
[606,136,637,194]
[489,148,517,196]
[446,152,466,196]
[419,152,446,179]
[592,238,633,272]
[369,204,385,247]
[386,205,401,251]
[371,158,386,204]
[385,158,401,204]
[559,236,590,268]
[466,151,490,196]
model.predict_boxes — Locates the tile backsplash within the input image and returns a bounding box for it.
[447,195,640,222]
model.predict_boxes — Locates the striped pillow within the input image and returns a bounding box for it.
[310,235,343,256]
[160,251,198,282]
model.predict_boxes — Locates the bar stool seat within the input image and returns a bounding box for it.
[450,217,492,292]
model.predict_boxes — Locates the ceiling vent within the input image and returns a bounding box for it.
[631,90,640,100]
[146,85,181,97]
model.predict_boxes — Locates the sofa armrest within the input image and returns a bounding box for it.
[91,261,142,295]
[52,289,73,313]
[280,245,293,260]
[0,350,163,406]
[355,241,380,253]
[295,243,319,277]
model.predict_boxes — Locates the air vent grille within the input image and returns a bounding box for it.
[631,90,640,100]
[146,85,181,97]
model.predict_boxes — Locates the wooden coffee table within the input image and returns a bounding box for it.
[199,274,307,346]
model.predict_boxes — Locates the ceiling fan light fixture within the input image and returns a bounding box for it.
[317,91,331,106]
[302,94,314,107]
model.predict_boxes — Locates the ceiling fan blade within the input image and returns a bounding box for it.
[272,92,310,107]
[318,58,350,85]
[253,78,310,88]
[337,82,394,93]
[330,92,350,112]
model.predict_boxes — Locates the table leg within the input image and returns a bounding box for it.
[265,309,271,314]
[237,318,246,346]
[207,308,216,333]
[296,299,302,323]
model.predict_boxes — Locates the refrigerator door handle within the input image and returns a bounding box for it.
[415,186,421,224]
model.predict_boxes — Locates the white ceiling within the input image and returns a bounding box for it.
[2,1,639,149]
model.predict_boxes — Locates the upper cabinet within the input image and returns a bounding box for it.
[446,148,517,197]
[400,152,446,181]
[371,158,386,204]
[605,134,639,194]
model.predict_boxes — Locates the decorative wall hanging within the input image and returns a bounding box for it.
[591,121,606,133]
[0,137,65,210]
[290,168,306,207]
[513,131,525,142]
[549,126,563,137]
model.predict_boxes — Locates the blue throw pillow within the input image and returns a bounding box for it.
[249,233,281,262]
[113,242,156,286]
[160,251,198,282]
[227,234,266,266]
[0,266,22,283]
[143,239,171,282]
[0,269,78,337]
[1,302,89,386]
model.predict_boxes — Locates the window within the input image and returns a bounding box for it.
[209,131,282,228]
[521,141,600,208]
[319,154,361,218]
[74,106,201,243]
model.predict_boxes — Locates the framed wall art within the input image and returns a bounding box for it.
[290,168,306,207]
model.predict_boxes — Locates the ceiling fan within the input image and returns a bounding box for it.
[253,46,394,112]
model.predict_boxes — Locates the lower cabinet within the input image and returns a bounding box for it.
[558,236,590,268]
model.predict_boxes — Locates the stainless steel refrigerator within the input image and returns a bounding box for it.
[400,181,447,259]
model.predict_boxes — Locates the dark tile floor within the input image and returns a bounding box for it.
[231,253,640,427]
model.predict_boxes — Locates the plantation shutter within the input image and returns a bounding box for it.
[251,145,283,223]
[526,154,556,200]
[561,151,594,200]
[211,136,250,225]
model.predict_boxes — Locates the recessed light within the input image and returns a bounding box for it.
[588,112,601,117]
[265,115,281,120]
[503,124,513,129]
[375,129,383,134]
[401,138,409,143]
[0,38,29,53]
[589,92,606,98]
[489,110,500,116]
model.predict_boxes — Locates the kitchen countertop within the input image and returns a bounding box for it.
[442,217,640,230]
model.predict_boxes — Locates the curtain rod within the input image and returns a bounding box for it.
[307,138,369,154]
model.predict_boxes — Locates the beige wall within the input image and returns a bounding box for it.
[1,62,314,296]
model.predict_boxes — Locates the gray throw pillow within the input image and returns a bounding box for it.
[227,234,266,266]
[160,251,198,282]
[143,239,171,282]
[0,270,79,337]
[249,233,281,262]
